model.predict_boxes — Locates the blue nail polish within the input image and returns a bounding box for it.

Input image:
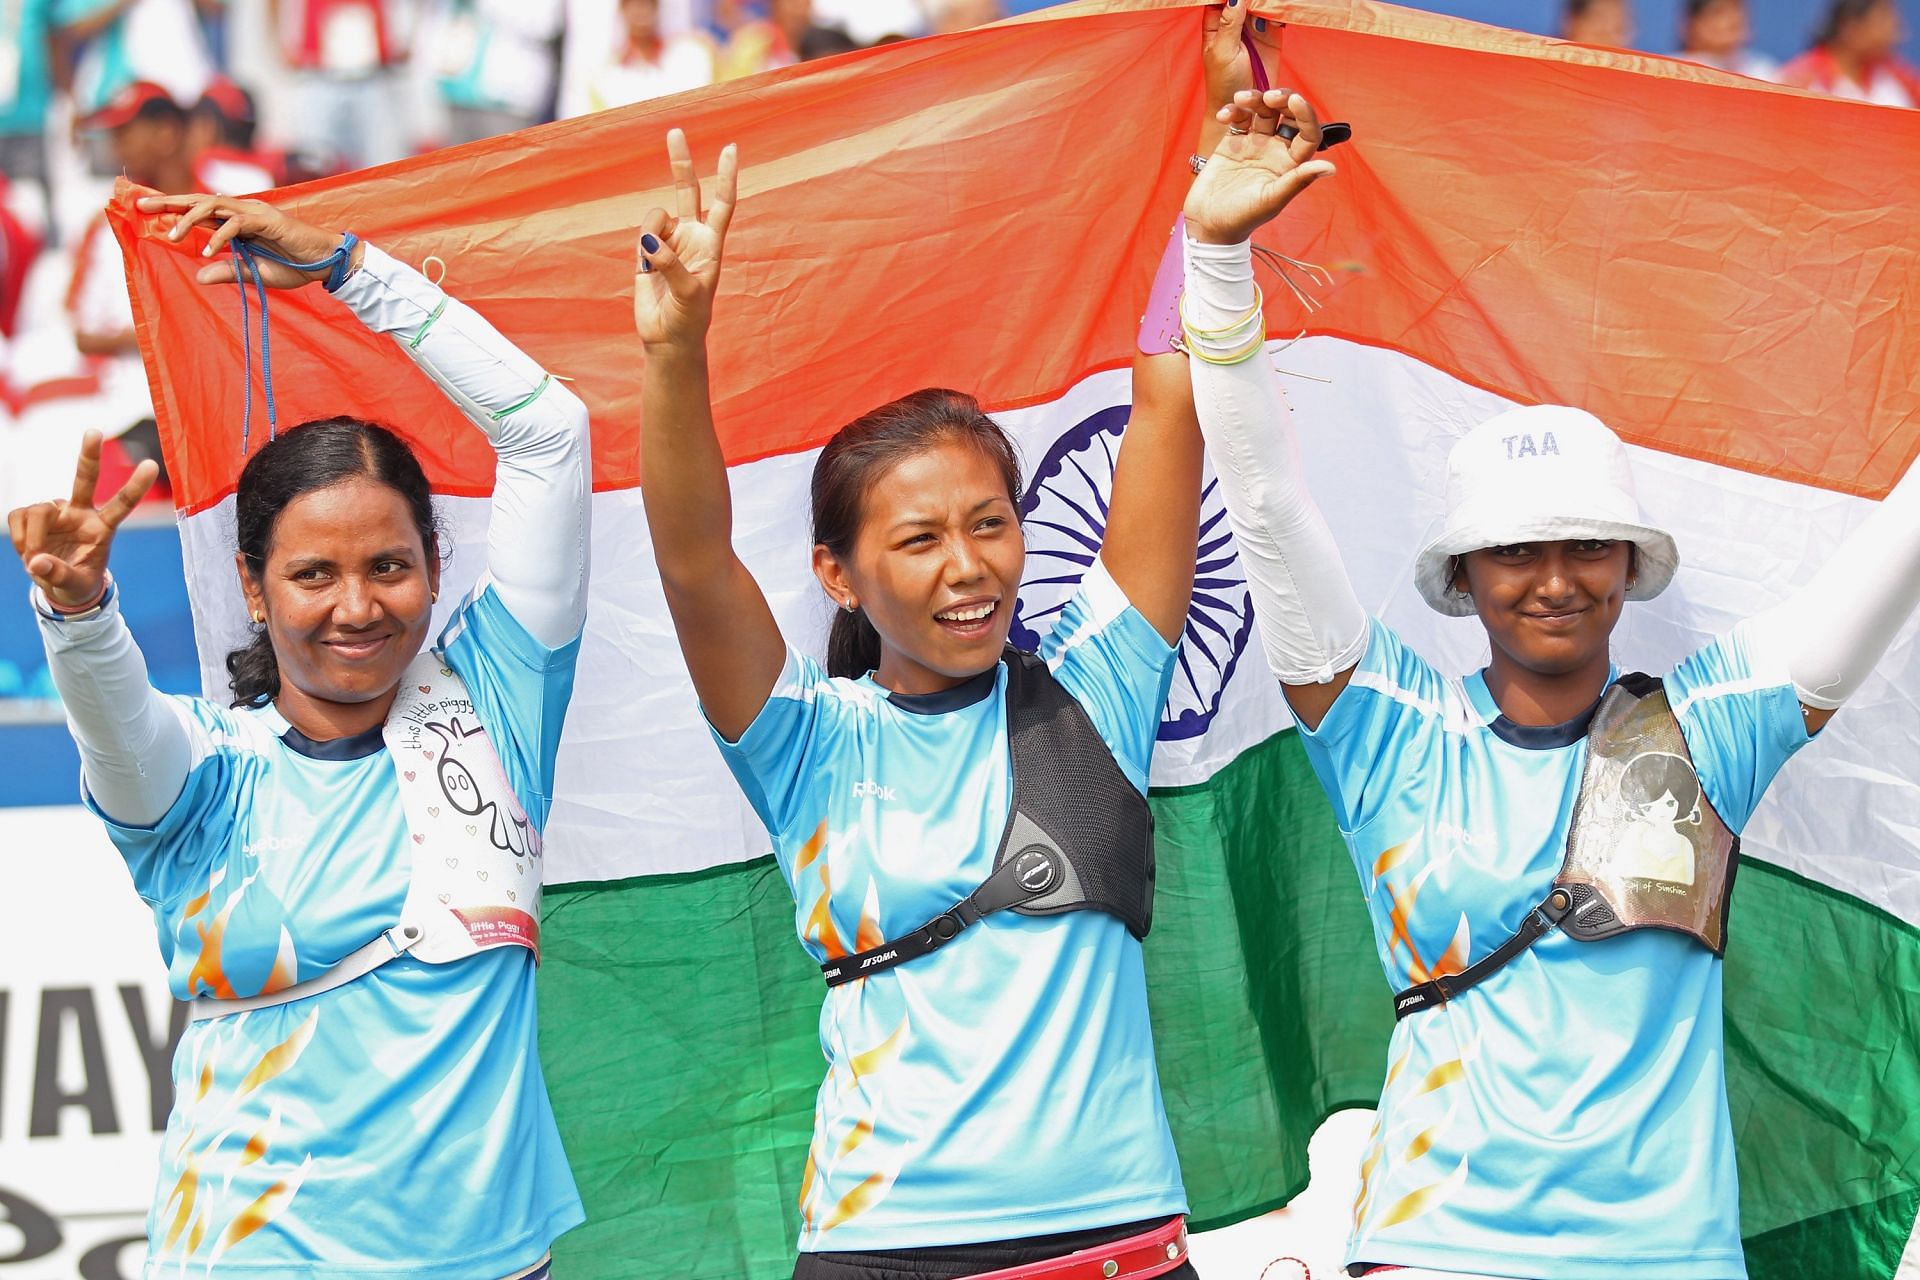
[1253,16,1267,31]
[641,233,661,254]
[640,260,652,274]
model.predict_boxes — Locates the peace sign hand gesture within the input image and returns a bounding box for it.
[8,431,159,608]
[634,129,739,351]
[1185,88,1337,246]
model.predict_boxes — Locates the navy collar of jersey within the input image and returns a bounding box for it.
[281,722,388,760]
[254,697,390,760]
[1468,668,1613,751]
[882,664,999,715]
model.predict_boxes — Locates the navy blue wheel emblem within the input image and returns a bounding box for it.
[1009,404,1255,741]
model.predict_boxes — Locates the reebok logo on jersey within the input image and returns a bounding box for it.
[851,780,896,801]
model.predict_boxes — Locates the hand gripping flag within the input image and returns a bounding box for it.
[108,2,1920,1277]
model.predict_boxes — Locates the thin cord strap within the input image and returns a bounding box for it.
[229,232,358,453]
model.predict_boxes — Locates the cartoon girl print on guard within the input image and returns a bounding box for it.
[1616,751,1704,886]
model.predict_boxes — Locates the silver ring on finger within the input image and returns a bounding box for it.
[1226,124,1249,136]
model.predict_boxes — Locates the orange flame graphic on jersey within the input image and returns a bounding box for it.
[798,1003,909,1240]
[1353,1052,1469,1238]
[186,877,249,999]
[152,1012,319,1267]
[796,821,851,961]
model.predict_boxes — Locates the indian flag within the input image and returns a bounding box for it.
[108,2,1920,1276]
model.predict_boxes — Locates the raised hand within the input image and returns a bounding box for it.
[1185,88,1336,246]
[1202,2,1256,114]
[634,129,739,350]
[8,431,159,608]
[134,192,359,289]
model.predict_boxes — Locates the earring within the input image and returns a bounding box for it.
[432,590,439,603]
[843,598,858,614]
[251,611,264,625]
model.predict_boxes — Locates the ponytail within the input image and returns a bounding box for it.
[826,607,883,680]
[226,625,280,706]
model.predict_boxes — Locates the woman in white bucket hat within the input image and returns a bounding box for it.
[1178,87,1920,1280]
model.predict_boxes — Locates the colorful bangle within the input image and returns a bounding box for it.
[1177,284,1265,341]
[1183,326,1269,366]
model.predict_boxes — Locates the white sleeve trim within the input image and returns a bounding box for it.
[1045,556,1133,673]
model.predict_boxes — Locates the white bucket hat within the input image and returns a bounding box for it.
[1413,405,1680,617]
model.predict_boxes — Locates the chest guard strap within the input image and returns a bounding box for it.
[822,647,1156,987]
[1393,673,1740,1020]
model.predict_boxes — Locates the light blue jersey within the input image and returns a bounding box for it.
[93,586,583,1280]
[1299,618,1809,1280]
[714,561,1189,1251]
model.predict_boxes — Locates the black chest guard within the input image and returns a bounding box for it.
[820,647,1156,986]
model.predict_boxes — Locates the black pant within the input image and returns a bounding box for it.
[792,1215,1199,1280]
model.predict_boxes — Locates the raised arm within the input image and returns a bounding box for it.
[1751,459,1920,735]
[1182,88,1365,732]
[1100,0,1262,645]
[1102,350,1205,644]
[137,192,592,649]
[10,433,192,826]
[633,130,786,742]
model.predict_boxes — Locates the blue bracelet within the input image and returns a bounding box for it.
[323,232,360,293]
[33,574,116,623]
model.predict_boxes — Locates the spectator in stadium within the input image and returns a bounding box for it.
[57,0,212,125]
[433,0,566,144]
[576,0,715,115]
[1780,0,1920,107]
[11,189,590,1278]
[0,0,58,230]
[813,0,924,44]
[1680,0,1780,79]
[187,77,278,193]
[928,0,1000,36]
[70,82,195,359]
[268,0,410,169]
[715,0,839,78]
[1561,0,1636,49]
[0,175,43,339]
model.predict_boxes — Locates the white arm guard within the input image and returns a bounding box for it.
[1184,237,1368,684]
[35,584,197,827]
[1752,459,1920,710]
[335,246,591,649]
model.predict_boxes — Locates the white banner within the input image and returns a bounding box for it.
[0,806,167,1280]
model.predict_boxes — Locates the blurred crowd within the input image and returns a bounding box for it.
[1566,0,1918,103]
[0,0,1911,515]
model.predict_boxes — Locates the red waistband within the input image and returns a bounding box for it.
[963,1216,1188,1280]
